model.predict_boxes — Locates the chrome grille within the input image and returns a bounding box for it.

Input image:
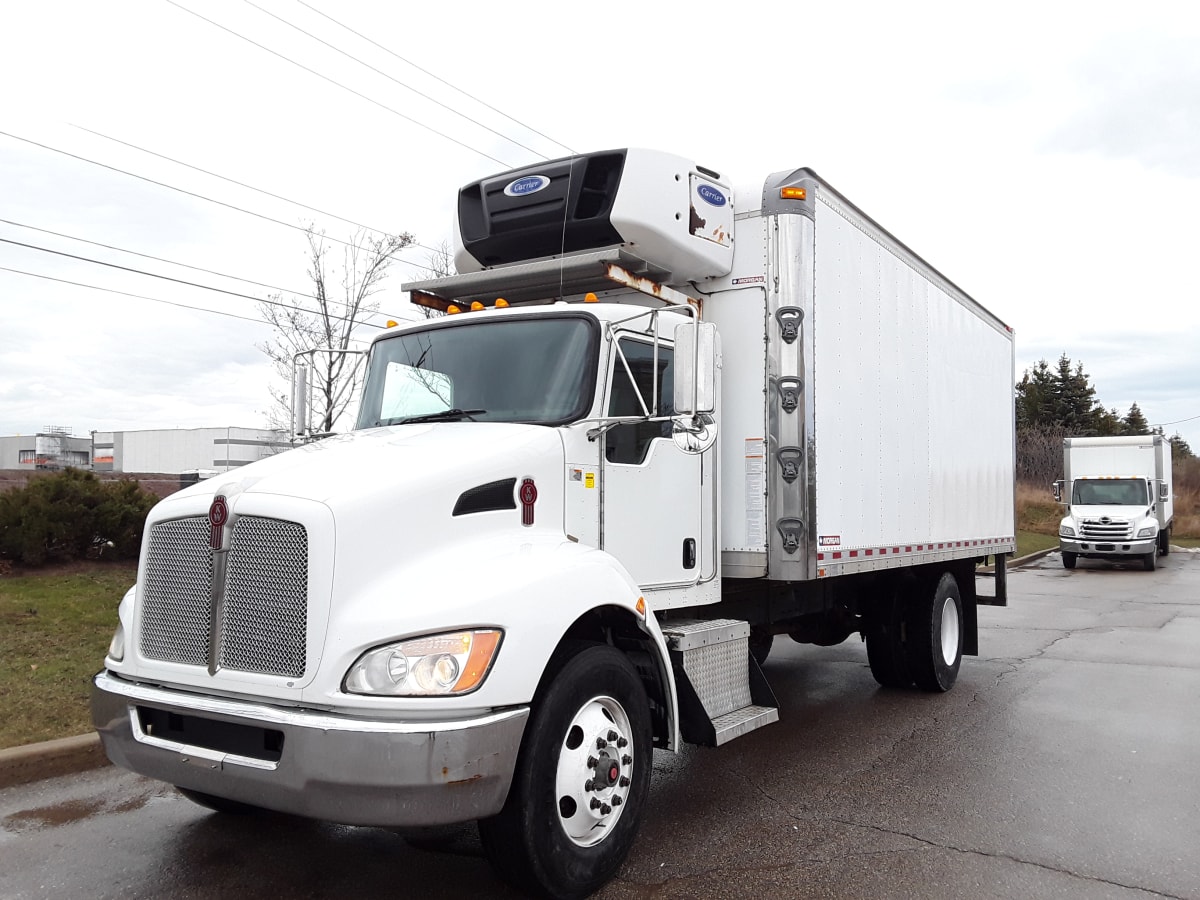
[220,516,308,678]
[139,513,309,678]
[140,517,212,666]
[1080,518,1132,540]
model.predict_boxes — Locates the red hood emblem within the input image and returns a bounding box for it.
[209,495,229,550]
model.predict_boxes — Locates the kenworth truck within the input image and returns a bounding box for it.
[92,149,1016,899]
[1054,434,1174,570]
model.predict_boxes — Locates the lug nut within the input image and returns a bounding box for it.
[617,737,628,748]
[611,796,623,807]
[584,779,594,791]
[596,737,608,749]
[590,797,601,810]
[607,730,618,742]
[619,775,630,787]
[600,804,612,815]
[587,755,598,767]
[622,755,632,766]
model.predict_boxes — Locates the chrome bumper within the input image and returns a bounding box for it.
[91,670,528,827]
[1059,538,1155,557]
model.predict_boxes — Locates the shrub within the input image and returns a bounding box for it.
[0,469,158,567]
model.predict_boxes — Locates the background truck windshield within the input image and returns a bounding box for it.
[355,316,597,428]
[1072,478,1148,506]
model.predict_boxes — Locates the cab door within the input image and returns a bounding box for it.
[601,335,709,587]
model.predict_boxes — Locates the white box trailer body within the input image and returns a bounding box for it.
[93,149,1015,899]
[1057,434,1174,570]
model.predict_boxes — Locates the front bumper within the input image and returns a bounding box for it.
[91,670,528,827]
[1059,537,1156,558]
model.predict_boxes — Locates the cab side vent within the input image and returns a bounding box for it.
[453,478,517,516]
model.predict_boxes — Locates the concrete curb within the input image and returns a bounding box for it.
[0,732,108,791]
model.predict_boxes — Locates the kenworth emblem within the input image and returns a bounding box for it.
[696,184,727,207]
[209,495,229,550]
[504,175,551,197]
[519,478,538,527]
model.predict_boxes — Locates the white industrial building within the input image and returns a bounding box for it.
[1,427,289,474]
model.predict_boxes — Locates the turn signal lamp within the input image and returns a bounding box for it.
[495,298,509,308]
[584,292,599,303]
[780,186,807,200]
[635,596,646,617]
[470,301,484,311]
[447,304,462,315]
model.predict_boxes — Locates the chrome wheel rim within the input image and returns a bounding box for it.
[554,695,634,847]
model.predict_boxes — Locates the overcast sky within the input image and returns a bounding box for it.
[2,0,1198,450]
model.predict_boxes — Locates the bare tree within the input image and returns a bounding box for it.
[258,225,413,434]
[409,239,454,319]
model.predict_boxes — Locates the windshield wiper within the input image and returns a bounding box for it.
[378,408,486,426]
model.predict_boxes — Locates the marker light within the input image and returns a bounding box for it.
[584,292,599,303]
[447,304,462,315]
[470,301,484,311]
[635,596,646,617]
[386,320,398,328]
[495,298,509,308]
[344,629,503,696]
[780,187,807,200]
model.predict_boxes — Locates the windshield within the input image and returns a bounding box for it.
[355,315,598,429]
[1071,478,1148,506]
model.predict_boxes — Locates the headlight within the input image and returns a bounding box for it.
[107,622,125,662]
[1137,526,1156,538]
[343,629,503,696]
[1059,526,1075,538]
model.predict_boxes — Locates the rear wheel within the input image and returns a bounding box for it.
[479,643,651,900]
[1158,528,1171,557]
[907,573,963,693]
[1062,550,1077,569]
[865,586,913,688]
[749,626,774,666]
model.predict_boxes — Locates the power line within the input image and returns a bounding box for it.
[296,0,574,158]
[243,0,552,161]
[1155,413,1200,427]
[163,0,517,168]
[0,237,385,329]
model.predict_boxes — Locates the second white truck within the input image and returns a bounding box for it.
[93,149,1016,899]
[1055,434,1174,570]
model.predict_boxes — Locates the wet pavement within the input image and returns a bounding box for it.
[2,550,1198,899]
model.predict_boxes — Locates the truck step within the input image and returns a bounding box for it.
[662,619,779,747]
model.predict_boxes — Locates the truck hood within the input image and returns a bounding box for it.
[1066,504,1151,521]
[166,422,565,515]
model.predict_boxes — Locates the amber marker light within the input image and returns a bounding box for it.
[635,596,646,617]
[386,319,398,328]
[447,304,462,314]
[470,301,484,311]
[780,186,807,200]
[453,630,502,693]
[584,292,599,303]
[495,298,509,308]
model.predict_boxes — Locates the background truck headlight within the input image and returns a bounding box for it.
[343,629,502,696]
[1060,526,1075,538]
[1137,526,1156,538]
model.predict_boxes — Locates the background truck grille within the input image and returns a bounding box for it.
[139,514,309,677]
[1080,519,1132,540]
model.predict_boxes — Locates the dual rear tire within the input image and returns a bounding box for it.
[865,572,963,693]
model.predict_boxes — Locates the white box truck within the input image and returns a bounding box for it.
[92,149,1016,899]
[1055,434,1174,570]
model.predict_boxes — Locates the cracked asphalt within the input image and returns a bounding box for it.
[2,550,1197,899]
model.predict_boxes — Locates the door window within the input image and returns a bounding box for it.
[606,338,674,464]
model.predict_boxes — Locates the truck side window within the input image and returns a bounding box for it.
[606,338,674,465]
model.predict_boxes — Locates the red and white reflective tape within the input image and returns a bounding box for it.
[817,536,1014,562]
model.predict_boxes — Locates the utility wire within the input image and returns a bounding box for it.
[163,0,517,168]
[243,0,550,161]
[1155,413,1200,427]
[296,0,574,157]
[0,237,386,329]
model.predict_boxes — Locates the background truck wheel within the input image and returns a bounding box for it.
[1158,528,1171,557]
[1062,551,1078,569]
[749,626,774,666]
[478,643,651,900]
[1143,550,1157,571]
[175,787,262,815]
[865,587,913,688]
[906,572,963,692]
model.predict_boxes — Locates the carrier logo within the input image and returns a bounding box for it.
[504,175,551,197]
[208,495,229,551]
[696,184,727,207]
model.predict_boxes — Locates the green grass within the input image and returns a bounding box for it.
[0,562,133,750]
[1174,536,1200,549]
[1016,530,1061,559]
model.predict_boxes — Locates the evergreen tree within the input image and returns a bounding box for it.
[1122,402,1150,435]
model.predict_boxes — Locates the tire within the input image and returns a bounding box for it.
[478,643,652,900]
[1159,528,1171,557]
[1062,551,1077,569]
[906,572,963,693]
[865,586,913,688]
[749,626,774,666]
[1143,550,1157,571]
[175,787,262,815]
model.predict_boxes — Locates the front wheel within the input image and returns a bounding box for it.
[1158,528,1171,557]
[1143,550,1157,571]
[1062,550,1077,569]
[479,643,652,900]
[907,573,963,692]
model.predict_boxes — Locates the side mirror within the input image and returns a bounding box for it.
[1051,480,1063,503]
[1159,482,1170,502]
[673,321,718,415]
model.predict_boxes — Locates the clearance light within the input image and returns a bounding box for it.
[447,304,462,315]
[635,596,646,617]
[470,301,484,311]
[780,186,807,200]
[584,292,599,303]
[495,298,509,308]
[386,319,398,328]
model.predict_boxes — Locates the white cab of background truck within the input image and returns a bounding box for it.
[1055,434,1174,571]
[92,148,1016,899]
